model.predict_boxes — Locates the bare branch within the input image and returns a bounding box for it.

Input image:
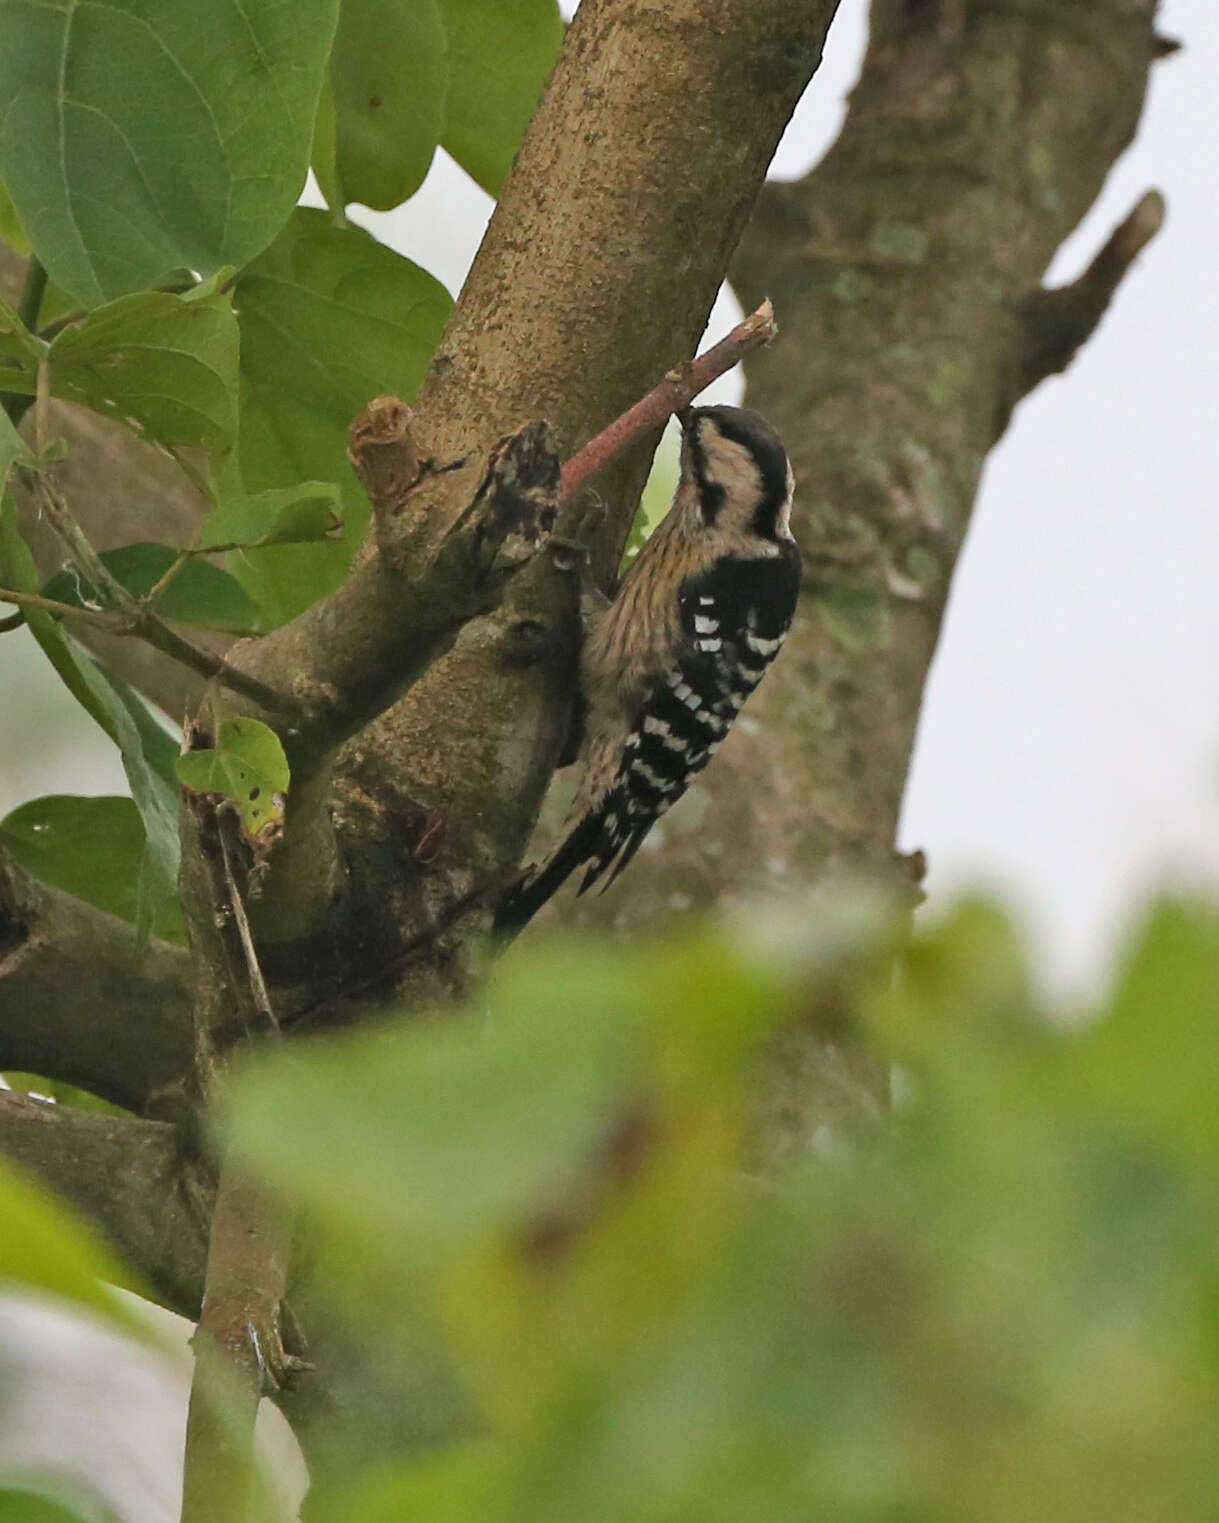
[558,300,778,505]
[181,1167,296,1523]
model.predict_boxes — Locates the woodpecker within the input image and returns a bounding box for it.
[495,404,801,933]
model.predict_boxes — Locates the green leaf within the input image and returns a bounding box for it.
[42,541,263,636]
[310,76,345,215]
[176,717,290,841]
[0,794,184,944]
[325,0,449,211]
[1074,900,1219,1170]
[0,0,341,307]
[0,401,35,497]
[0,508,181,932]
[198,483,344,551]
[45,290,240,456]
[0,1154,146,1330]
[0,495,124,740]
[232,210,451,625]
[437,0,563,195]
[68,648,181,944]
[0,289,45,377]
[0,1487,117,1523]
[0,176,30,254]
[226,942,643,1260]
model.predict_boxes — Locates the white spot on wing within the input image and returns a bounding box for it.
[745,632,784,656]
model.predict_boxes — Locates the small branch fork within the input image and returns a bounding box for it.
[3,462,301,716]
[1015,191,1165,398]
[559,299,779,505]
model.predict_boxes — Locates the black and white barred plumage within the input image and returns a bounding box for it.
[495,404,801,933]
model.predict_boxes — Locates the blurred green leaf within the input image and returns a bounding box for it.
[1073,899,1219,1170]
[228,942,642,1256]
[0,794,184,944]
[176,717,290,841]
[228,891,1219,1522]
[0,1489,116,1523]
[437,0,563,196]
[0,1155,145,1332]
[313,1447,502,1523]
[42,542,262,636]
[0,0,340,306]
[198,483,344,551]
[325,0,448,211]
[232,209,451,625]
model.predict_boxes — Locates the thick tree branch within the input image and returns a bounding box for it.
[304,0,839,1024]
[0,846,194,1113]
[550,0,1165,1131]
[0,1091,209,1318]
[203,416,563,771]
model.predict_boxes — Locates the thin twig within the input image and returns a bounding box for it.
[216,816,278,1034]
[25,468,302,716]
[0,585,129,628]
[558,298,778,504]
[143,548,191,607]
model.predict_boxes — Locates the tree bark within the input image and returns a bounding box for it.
[551,0,1163,935]
[0,846,194,1114]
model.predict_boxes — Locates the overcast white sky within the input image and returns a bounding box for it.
[2,0,1215,997]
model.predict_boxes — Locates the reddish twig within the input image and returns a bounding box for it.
[558,298,778,505]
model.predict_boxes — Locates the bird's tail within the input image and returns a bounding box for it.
[492,810,607,936]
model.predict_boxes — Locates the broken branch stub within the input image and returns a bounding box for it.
[348,396,425,560]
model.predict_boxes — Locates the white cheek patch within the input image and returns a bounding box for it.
[693,615,718,635]
[699,425,764,515]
